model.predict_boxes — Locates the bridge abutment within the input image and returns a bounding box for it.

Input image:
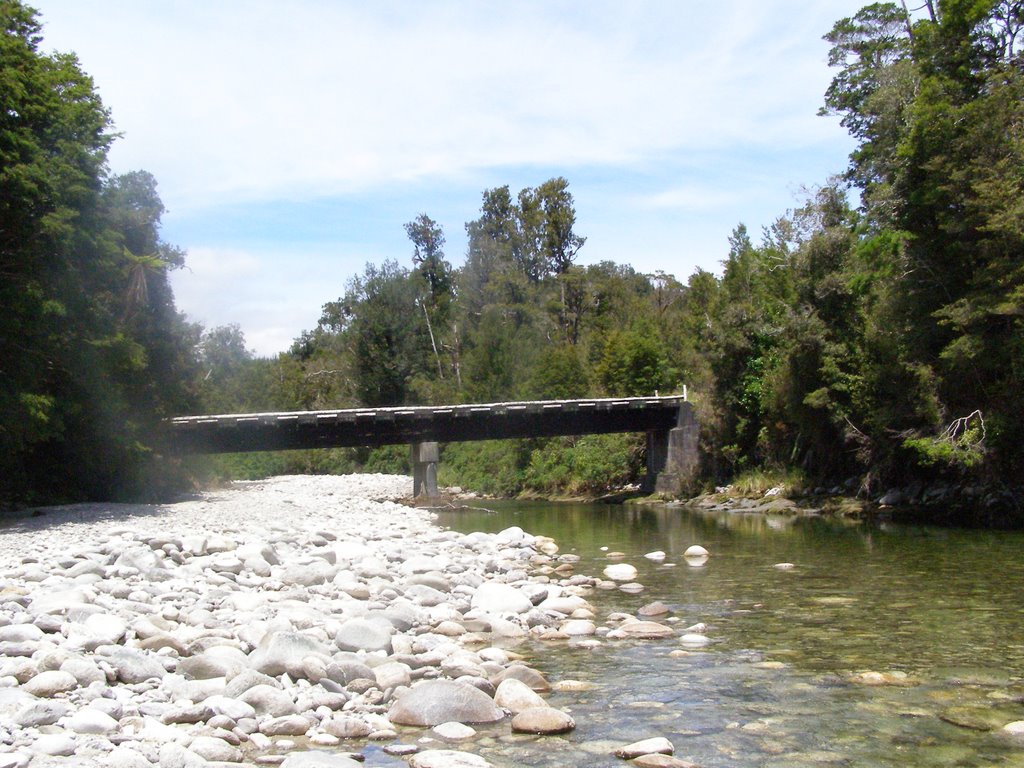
[647,402,699,495]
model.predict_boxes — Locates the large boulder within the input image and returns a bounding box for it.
[389,680,503,726]
[334,618,393,654]
[493,678,545,714]
[248,631,330,677]
[470,582,532,615]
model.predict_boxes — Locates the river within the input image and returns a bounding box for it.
[429,500,1024,767]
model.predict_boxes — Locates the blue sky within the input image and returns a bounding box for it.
[33,1,864,356]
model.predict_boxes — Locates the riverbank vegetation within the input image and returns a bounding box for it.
[3,1,1022,522]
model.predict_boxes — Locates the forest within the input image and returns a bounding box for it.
[2,1,1022,521]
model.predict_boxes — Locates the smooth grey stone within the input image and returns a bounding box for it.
[179,647,248,680]
[321,714,373,739]
[614,737,675,759]
[0,750,30,768]
[22,670,78,697]
[376,603,421,631]
[161,703,215,725]
[188,736,241,762]
[510,706,575,734]
[259,714,313,736]
[33,614,64,634]
[13,700,69,727]
[105,650,167,684]
[408,750,492,768]
[470,583,532,614]
[374,661,412,690]
[238,684,296,717]
[0,625,44,643]
[31,733,77,757]
[205,694,256,721]
[158,742,208,768]
[105,746,153,768]
[223,669,279,698]
[389,680,503,726]
[454,676,495,697]
[494,678,546,714]
[105,746,154,768]
[491,664,550,692]
[279,751,363,767]
[248,631,330,677]
[0,642,37,658]
[404,585,448,607]
[334,619,393,654]
[61,657,106,687]
[406,572,451,591]
[297,688,348,714]
[280,562,332,586]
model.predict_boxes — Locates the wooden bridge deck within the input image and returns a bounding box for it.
[166,396,688,454]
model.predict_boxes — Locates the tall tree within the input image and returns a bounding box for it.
[405,214,453,381]
[1,2,197,502]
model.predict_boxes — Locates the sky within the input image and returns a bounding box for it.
[32,1,864,357]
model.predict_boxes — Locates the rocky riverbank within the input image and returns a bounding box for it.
[0,475,700,768]
[683,479,1023,528]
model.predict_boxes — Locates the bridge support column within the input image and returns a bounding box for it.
[645,403,699,496]
[411,441,439,499]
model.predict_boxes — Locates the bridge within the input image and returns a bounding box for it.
[166,396,698,498]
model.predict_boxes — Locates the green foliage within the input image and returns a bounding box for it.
[902,410,987,472]
[346,261,431,406]
[523,434,642,497]
[597,330,673,397]
[729,467,809,497]
[525,345,590,401]
[439,441,529,497]
[362,445,411,475]
[204,449,358,482]
[1,2,198,504]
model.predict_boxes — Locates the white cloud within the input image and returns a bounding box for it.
[170,243,373,356]
[181,247,261,280]
[641,186,741,212]
[35,0,861,212]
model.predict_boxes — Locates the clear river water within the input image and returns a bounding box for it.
[420,500,1024,768]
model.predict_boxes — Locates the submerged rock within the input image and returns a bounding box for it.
[510,706,576,734]
[615,736,675,759]
[409,750,492,768]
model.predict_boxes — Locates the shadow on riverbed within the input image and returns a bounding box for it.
[0,493,221,534]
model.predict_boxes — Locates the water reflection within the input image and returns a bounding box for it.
[434,501,1024,768]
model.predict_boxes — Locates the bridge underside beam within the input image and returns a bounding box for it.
[165,397,698,497]
[166,398,688,455]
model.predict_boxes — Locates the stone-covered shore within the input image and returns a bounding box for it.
[0,475,698,768]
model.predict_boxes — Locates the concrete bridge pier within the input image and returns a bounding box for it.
[412,441,440,499]
[646,403,699,495]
